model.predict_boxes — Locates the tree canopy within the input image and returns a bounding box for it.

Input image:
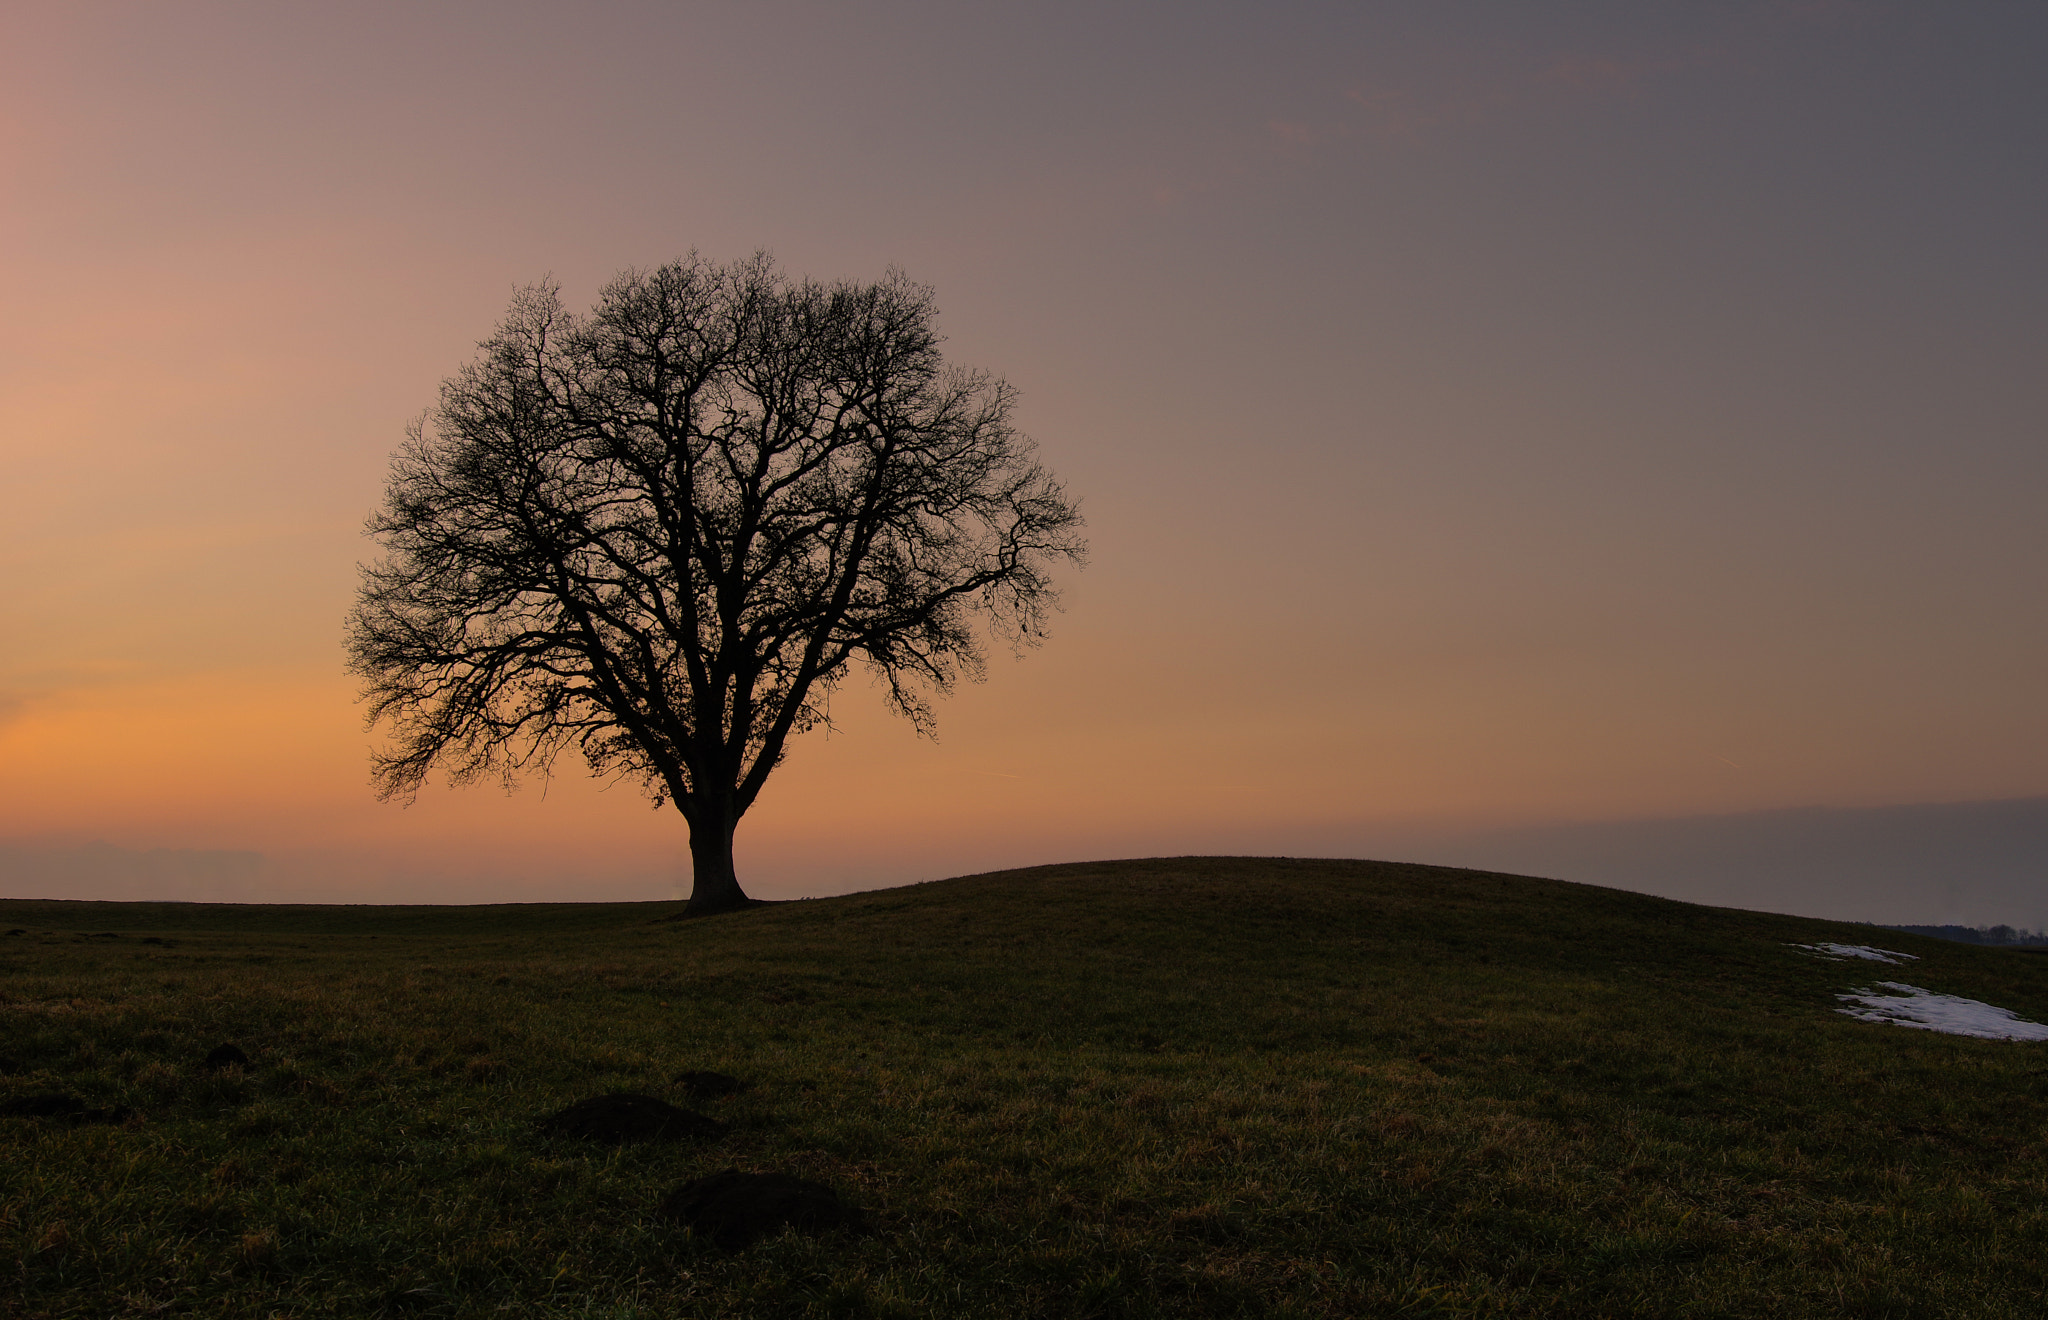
[346,255,1084,913]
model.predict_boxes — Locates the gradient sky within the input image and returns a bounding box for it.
[5,2,2046,915]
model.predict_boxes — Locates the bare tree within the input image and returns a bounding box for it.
[346,255,1084,915]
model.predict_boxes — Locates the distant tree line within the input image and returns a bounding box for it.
[1883,924,2048,947]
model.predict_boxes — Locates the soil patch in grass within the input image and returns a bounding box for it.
[676,1069,750,1098]
[537,1091,728,1142]
[660,1169,867,1250]
[204,1042,250,1070]
[0,1092,135,1125]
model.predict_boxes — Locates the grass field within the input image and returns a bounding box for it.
[6,856,2048,1318]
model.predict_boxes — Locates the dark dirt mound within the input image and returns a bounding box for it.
[676,1070,750,1098]
[660,1169,867,1250]
[0,1093,135,1125]
[537,1092,727,1142]
[204,1043,250,1070]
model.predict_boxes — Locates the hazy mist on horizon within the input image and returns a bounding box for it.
[4,3,2045,918]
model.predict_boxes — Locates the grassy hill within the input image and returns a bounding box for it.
[5,856,2048,1318]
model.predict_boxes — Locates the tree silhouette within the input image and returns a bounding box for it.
[346,255,1084,914]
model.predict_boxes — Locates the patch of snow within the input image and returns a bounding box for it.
[1836,982,2048,1041]
[1791,943,1918,964]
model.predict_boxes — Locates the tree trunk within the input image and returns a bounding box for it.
[683,807,752,916]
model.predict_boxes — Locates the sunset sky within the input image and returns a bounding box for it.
[5,2,2046,921]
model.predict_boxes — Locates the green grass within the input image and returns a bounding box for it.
[6,856,2048,1318]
